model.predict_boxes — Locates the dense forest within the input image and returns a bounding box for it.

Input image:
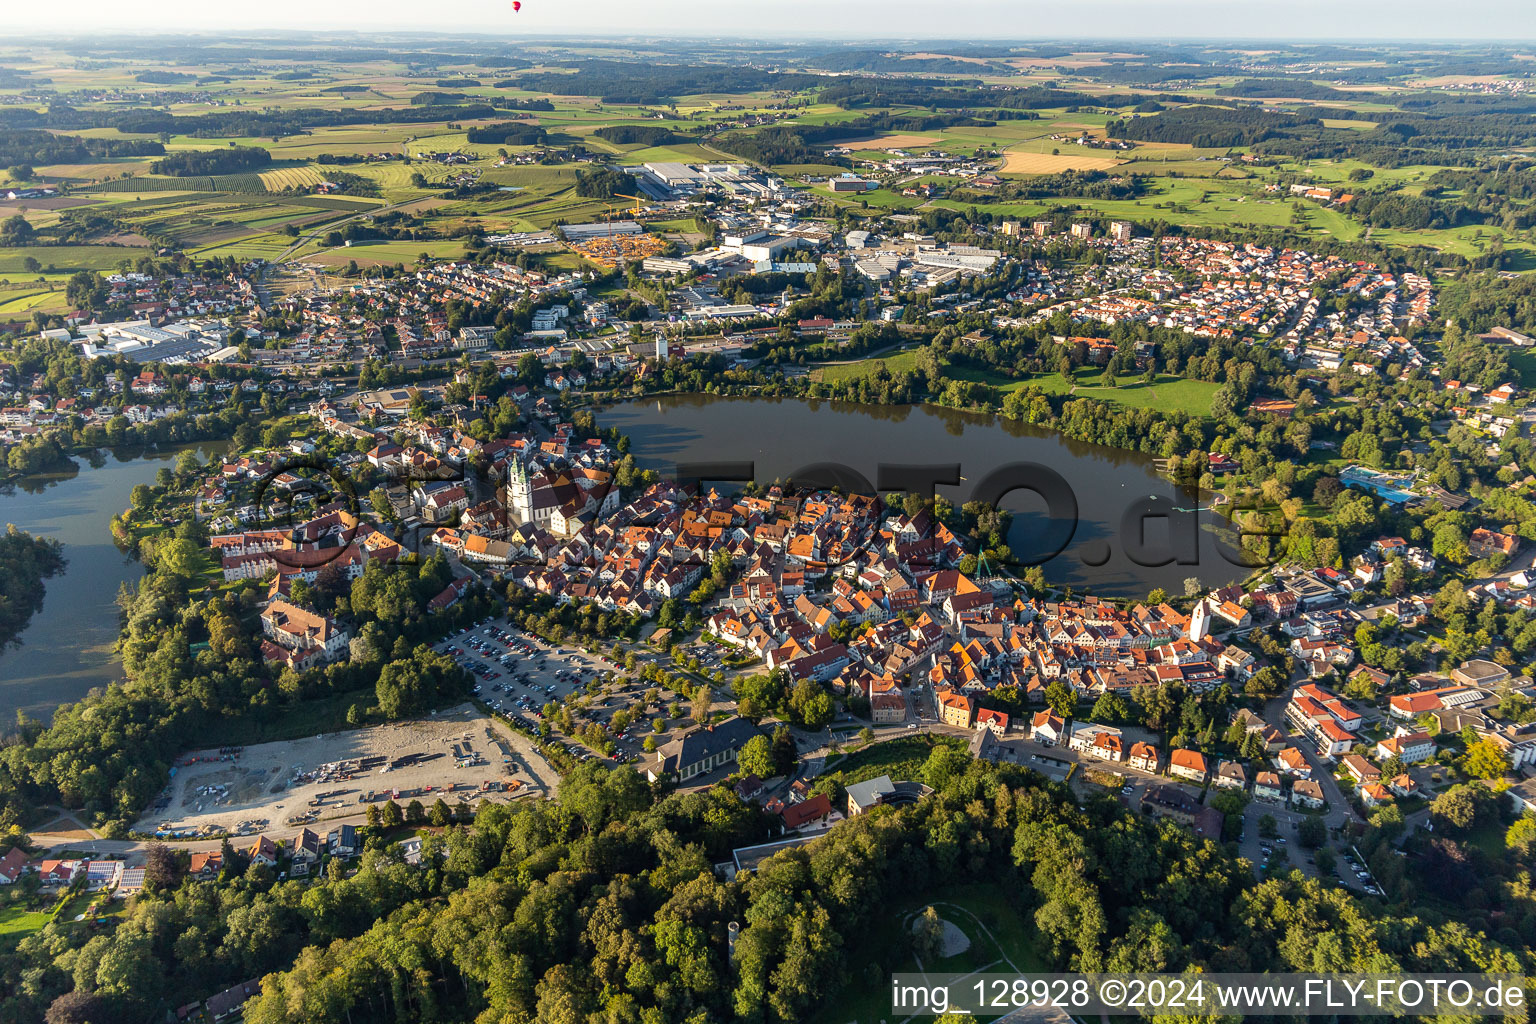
[1106,101,1536,167]
[0,103,514,141]
[0,129,164,169]
[463,122,549,146]
[134,70,196,84]
[12,747,1528,1024]
[409,90,471,105]
[0,526,66,652]
[592,125,684,146]
[574,166,636,199]
[719,127,851,171]
[0,552,480,830]
[510,60,828,105]
[1108,105,1323,149]
[149,147,273,176]
[976,169,1149,202]
[1216,78,1357,101]
[817,80,1146,113]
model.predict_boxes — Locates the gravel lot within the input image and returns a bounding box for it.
[133,704,553,838]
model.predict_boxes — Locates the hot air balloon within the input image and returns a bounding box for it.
[513,1,521,10]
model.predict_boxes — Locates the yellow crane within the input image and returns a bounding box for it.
[614,193,646,219]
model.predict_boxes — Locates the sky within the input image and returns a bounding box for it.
[8,0,1536,40]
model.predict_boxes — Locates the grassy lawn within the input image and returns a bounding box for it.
[1459,819,1508,859]
[1500,346,1536,389]
[816,881,1051,1024]
[0,905,52,943]
[812,348,924,383]
[947,366,1220,416]
[822,733,965,785]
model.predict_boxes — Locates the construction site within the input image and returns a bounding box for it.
[132,705,556,840]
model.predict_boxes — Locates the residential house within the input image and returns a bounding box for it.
[1291,779,1326,809]
[975,707,1009,737]
[1276,747,1311,778]
[1070,723,1125,762]
[1029,709,1066,745]
[0,848,27,884]
[247,835,279,867]
[936,691,975,729]
[1128,742,1160,773]
[189,851,222,880]
[1168,748,1209,784]
[1215,760,1248,790]
[781,793,833,831]
[1375,731,1435,765]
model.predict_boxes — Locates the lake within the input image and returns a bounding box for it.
[0,398,1251,722]
[0,443,226,724]
[599,394,1251,599]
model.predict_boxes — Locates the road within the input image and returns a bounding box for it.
[269,196,425,266]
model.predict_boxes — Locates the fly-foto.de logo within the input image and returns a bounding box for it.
[672,458,1288,574]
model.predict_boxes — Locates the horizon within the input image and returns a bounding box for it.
[5,2,1536,42]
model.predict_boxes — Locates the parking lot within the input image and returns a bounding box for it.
[133,705,553,839]
[1236,799,1379,893]
[436,616,693,768]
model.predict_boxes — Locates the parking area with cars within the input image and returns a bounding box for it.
[434,616,692,768]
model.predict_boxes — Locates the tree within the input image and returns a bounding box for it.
[1044,680,1078,720]
[157,537,203,579]
[923,743,965,790]
[787,679,833,729]
[691,684,713,726]
[45,992,115,1024]
[1463,738,1511,780]
[1089,691,1127,724]
[375,646,459,719]
[0,214,35,246]
[1431,785,1482,833]
[770,724,798,777]
[912,906,944,963]
[1298,815,1326,849]
[429,798,451,826]
[142,843,179,890]
[1313,476,1343,509]
[737,733,774,778]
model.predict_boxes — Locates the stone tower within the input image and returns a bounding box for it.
[1190,599,1211,643]
[505,455,532,522]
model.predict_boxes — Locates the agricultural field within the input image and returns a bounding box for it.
[1000,150,1124,173]
[0,35,1533,315]
[0,245,148,275]
[0,287,68,316]
[258,166,329,190]
[838,133,945,151]
[304,238,472,268]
